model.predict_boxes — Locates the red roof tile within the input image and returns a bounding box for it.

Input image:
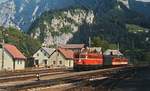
[4,44,26,60]
[58,48,74,59]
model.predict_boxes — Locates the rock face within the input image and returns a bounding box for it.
[29,8,94,46]
[0,0,76,31]
[0,0,16,28]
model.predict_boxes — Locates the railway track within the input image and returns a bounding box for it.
[0,72,68,83]
[0,68,68,78]
[65,66,138,91]
[0,68,71,83]
[100,69,135,91]
[0,66,133,91]
[79,67,137,91]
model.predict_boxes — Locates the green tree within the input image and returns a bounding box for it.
[91,36,117,51]
[1,27,41,57]
[143,52,150,62]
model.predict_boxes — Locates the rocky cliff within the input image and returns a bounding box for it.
[29,8,94,46]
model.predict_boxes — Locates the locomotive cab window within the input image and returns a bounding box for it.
[80,55,86,58]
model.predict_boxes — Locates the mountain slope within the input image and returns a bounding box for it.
[1,0,150,31]
[28,7,94,46]
[0,0,76,31]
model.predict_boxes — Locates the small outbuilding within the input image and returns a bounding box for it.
[0,44,26,70]
[48,48,74,69]
[33,47,55,67]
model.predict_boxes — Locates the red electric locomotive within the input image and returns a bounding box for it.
[74,53,103,70]
[74,48,128,70]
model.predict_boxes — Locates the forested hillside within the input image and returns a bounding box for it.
[0,27,41,57]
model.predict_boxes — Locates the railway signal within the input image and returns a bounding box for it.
[36,73,40,81]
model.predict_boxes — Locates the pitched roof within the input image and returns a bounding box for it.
[58,48,74,59]
[59,44,85,49]
[104,49,123,56]
[42,47,55,56]
[4,44,26,60]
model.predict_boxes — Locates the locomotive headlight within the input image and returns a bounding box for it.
[79,60,81,62]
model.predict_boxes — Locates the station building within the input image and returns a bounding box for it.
[0,44,26,70]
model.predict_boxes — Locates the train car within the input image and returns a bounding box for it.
[112,56,128,66]
[74,48,128,71]
[104,49,128,66]
[104,55,128,66]
[74,53,103,70]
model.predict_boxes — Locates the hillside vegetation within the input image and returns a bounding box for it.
[0,27,41,57]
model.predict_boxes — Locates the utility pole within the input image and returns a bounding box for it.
[1,29,5,70]
[88,37,91,47]
[0,28,5,70]
[117,42,120,50]
[88,21,92,47]
[117,42,120,57]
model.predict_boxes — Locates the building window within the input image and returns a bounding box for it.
[53,61,56,64]
[17,60,22,64]
[44,53,47,56]
[37,53,39,56]
[69,61,71,67]
[57,53,59,56]
[44,60,47,65]
[17,60,19,64]
[35,60,39,65]
[59,61,62,64]
[20,61,22,64]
